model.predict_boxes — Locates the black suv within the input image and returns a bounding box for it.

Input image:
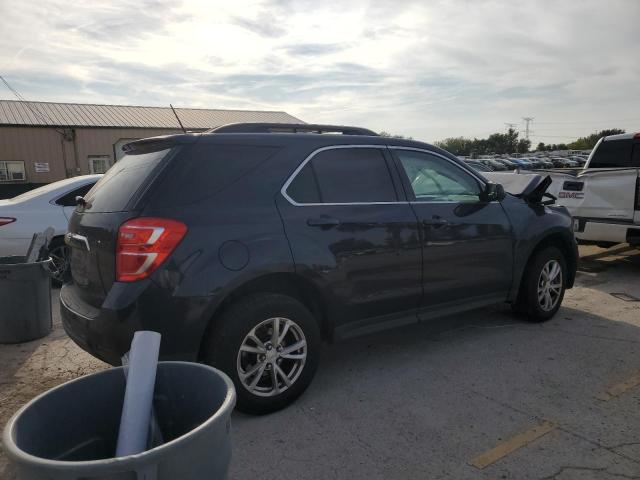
[61,123,578,413]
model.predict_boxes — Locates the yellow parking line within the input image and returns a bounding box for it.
[595,370,640,401]
[470,421,556,469]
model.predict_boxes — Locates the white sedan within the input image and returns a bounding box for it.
[0,175,102,282]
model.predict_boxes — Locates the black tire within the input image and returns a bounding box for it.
[514,245,567,322]
[203,293,321,414]
[47,237,71,286]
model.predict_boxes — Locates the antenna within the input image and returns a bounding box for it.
[170,104,187,133]
[504,122,518,131]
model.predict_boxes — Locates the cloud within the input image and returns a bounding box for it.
[0,0,639,143]
[283,43,347,56]
[230,12,287,38]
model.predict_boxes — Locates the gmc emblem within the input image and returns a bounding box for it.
[559,191,584,199]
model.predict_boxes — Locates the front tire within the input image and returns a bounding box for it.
[514,246,567,322]
[203,293,321,414]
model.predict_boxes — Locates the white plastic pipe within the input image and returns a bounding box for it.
[115,331,161,457]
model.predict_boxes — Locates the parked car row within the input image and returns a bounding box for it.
[461,153,589,172]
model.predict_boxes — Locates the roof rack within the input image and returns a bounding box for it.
[207,122,378,136]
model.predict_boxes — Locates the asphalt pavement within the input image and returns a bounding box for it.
[1,245,639,479]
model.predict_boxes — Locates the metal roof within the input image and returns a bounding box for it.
[0,100,304,129]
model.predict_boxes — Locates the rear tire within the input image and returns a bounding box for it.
[203,293,321,414]
[514,246,567,322]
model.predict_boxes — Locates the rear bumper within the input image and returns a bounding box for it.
[60,285,135,365]
[575,219,640,245]
[60,282,215,366]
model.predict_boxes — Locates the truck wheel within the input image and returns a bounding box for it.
[514,246,567,322]
[203,293,321,414]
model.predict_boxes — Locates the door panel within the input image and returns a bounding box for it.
[277,145,422,330]
[391,148,513,313]
[278,201,422,324]
[413,201,513,307]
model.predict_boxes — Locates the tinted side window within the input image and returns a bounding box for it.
[54,183,95,207]
[589,139,633,168]
[396,150,481,202]
[287,148,397,204]
[286,162,321,203]
[150,144,282,207]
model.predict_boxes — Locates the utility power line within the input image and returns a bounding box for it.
[0,74,64,134]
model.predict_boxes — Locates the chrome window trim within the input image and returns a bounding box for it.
[280,145,409,207]
[280,144,489,207]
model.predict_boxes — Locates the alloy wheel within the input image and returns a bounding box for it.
[236,317,307,397]
[537,260,563,311]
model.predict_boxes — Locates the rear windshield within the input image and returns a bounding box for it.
[588,138,634,168]
[83,148,171,212]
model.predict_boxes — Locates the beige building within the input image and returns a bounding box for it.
[0,100,303,198]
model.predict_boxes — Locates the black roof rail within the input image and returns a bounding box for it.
[206,122,378,136]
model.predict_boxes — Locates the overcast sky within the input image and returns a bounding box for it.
[0,0,638,143]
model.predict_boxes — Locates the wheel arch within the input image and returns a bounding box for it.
[512,231,577,302]
[197,272,332,360]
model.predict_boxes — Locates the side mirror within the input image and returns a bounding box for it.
[481,182,505,202]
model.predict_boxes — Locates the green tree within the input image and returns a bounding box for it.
[379,131,413,140]
[517,138,531,153]
[436,128,523,155]
[436,127,626,156]
[568,129,625,150]
[434,137,475,156]
[484,128,520,154]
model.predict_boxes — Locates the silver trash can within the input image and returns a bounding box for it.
[0,255,52,344]
[3,361,236,480]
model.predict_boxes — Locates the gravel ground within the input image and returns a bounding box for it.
[1,245,639,479]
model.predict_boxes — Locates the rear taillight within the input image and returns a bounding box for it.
[116,217,187,282]
[0,217,16,227]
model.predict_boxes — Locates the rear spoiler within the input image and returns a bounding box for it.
[483,172,555,205]
[122,134,199,154]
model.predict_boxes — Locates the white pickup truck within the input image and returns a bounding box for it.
[491,133,640,248]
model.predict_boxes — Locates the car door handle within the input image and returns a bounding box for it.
[307,216,341,228]
[422,216,450,228]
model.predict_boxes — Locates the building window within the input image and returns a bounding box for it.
[88,155,112,174]
[0,161,26,182]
